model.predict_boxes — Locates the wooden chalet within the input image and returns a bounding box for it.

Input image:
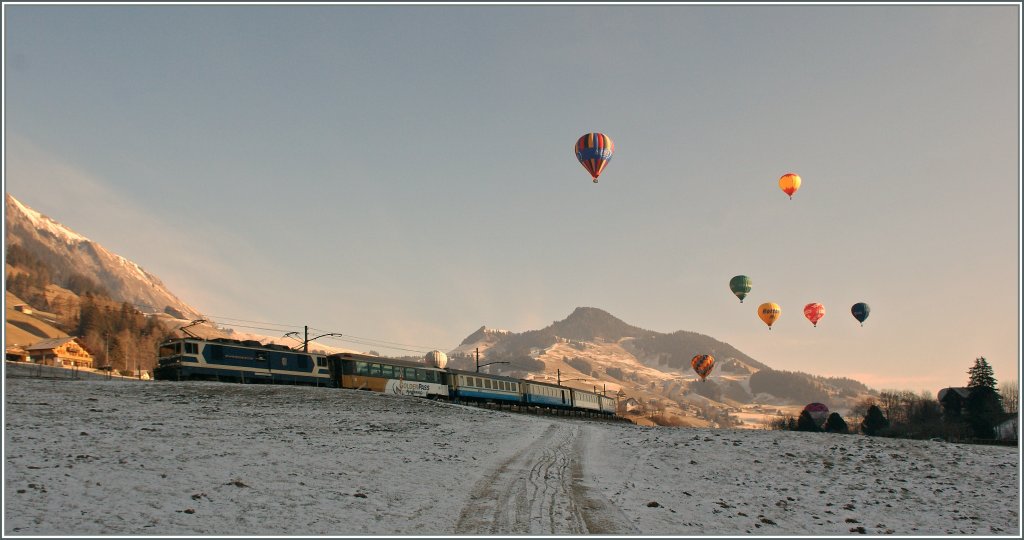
[25,337,95,368]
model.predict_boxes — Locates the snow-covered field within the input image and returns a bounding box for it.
[3,377,1020,536]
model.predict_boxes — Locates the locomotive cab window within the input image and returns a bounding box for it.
[185,343,198,354]
[159,343,181,357]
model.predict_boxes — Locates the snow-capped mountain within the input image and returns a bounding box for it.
[4,193,203,320]
[451,307,876,426]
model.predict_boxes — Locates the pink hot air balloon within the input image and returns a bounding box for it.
[803,402,829,427]
[803,303,826,327]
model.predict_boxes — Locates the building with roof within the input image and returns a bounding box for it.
[25,337,94,368]
[937,387,972,417]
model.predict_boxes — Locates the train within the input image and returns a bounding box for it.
[154,337,618,417]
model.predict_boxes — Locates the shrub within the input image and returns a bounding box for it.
[824,412,849,434]
[796,410,822,432]
[861,405,890,436]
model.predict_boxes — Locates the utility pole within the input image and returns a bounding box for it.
[474,347,508,373]
[304,325,309,353]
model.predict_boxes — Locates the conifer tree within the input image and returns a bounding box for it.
[824,412,849,434]
[965,356,1004,439]
[861,405,889,436]
[967,357,997,389]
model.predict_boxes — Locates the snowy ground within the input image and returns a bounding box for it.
[3,377,1020,536]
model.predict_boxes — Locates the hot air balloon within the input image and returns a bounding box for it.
[778,173,801,199]
[803,402,830,428]
[575,132,614,183]
[803,303,825,327]
[424,350,448,369]
[691,354,715,381]
[851,302,870,326]
[758,302,781,330]
[729,275,752,303]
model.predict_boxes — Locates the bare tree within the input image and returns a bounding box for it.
[999,379,1018,415]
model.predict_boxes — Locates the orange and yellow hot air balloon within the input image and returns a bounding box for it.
[779,173,801,200]
[691,354,715,381]
[803,302,825,327]
[758,302,781,330]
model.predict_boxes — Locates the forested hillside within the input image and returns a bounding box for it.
[6,243,175,374]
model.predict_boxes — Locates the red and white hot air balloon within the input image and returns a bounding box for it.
[803,303,826,327]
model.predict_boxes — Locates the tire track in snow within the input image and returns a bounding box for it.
[454,422,636,535]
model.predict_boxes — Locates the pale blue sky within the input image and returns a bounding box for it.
[4,3,1020,394]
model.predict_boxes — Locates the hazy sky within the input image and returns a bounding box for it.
[4,3,1020,395]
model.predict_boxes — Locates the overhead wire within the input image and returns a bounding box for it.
[43,298,455,356]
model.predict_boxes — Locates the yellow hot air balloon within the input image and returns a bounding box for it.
[779,173,801,200]
[758,302,781,330]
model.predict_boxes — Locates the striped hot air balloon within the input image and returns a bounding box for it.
[575,132,614,183]
[691,354,715,381]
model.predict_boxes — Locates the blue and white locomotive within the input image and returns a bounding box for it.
[155,338,333,385]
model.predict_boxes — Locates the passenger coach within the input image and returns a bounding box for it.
[327,352,449,399]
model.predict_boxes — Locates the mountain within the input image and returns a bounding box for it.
[4,194,202,320]
[452,306,876,427]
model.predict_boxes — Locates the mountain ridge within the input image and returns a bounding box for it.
[5,193,203,320]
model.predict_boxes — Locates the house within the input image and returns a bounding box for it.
[618,397,641,413]
[995,415,1018,442]
[25,337,95,369]
[5,346,30,362]
[937,387,972,416]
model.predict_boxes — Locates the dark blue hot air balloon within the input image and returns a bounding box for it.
[851,302,870,326]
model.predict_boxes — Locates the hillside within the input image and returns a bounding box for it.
[5,291,68,348]
[5,194,203,320]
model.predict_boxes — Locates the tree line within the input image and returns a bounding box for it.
[771,357,1016,444]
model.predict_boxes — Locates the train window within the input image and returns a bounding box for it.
[282,357,288,367]
[380,365,394,378]
[185,343,198,354]
[158,342,181,357]
[355,361,368,375]
[512,383,517,392]
[412,368,423,381]
[368,363,381,377]
[317,357,326,367]
[405,367,416,380]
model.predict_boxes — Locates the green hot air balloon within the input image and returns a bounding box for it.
[729,275,752,303]
[851,302,870,326]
